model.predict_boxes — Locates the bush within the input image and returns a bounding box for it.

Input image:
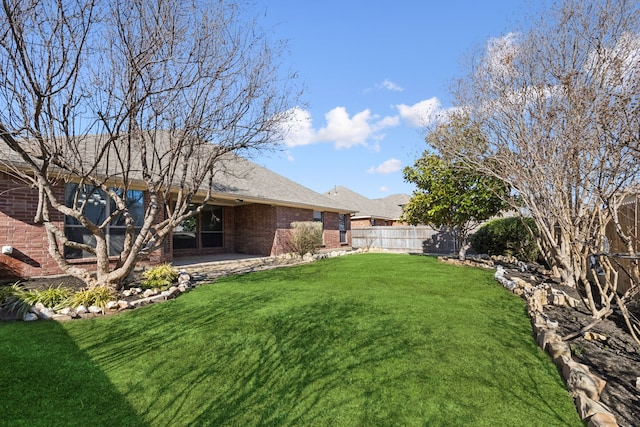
[141,263,179,290]
[289,221,323,256]
[470,217,539,262]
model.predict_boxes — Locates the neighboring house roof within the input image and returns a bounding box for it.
[323,186,410,221]
[209,157,356,213]
[0,134,355,214]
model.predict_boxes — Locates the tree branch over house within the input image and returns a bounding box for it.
[432,0,640,343]
[0,0,300,289]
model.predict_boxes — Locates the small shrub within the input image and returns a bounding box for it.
[470,217,539,262]
[289,221,323,256]
[0,282,32,318]
[67,286,116,309]
[21,285,72,309]
[141,263,178,290]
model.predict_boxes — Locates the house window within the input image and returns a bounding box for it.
[172,204,224,250]
[313,210,323,223]
[173,215,197,250]
[201,205,223,248]
[64,184,144,259]
[339,213,347,243]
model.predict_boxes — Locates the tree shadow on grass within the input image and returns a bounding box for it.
[0,320,146,427]
[66,293,416,426]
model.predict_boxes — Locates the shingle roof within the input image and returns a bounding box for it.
[0,134,355,213]
[209,156,356,212]
[323,186,410,220]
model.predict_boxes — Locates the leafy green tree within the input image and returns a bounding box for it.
[402,154,508,260]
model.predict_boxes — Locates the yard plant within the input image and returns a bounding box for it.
[0,254,581,426]
[141,263,179,290]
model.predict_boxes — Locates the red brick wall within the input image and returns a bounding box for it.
[0,172,65,279]
[233,205,351,256]
[0,169,353,279]
[351,218,372,228]
[234,204,279,255]
[321,211,351,249]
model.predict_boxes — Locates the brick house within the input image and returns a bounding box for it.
[324,186,409,227]
[0,147,355,280]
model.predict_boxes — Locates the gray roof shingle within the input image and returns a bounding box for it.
[0,133,355,213]
[323,186,410,220]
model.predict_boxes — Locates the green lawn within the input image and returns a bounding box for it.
[0,253,581,426]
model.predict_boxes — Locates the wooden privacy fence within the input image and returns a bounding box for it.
[604,195,639,294]
[351,226,457,254]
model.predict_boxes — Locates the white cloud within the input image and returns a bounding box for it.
[485,32,520,79]
[395,97,442,127]
[317,107,372,149]
[280,106,400,149]
[316,107,399,149]
[373,115,401,130]
[376,79,404,92]
[367,158,402,174]
[379,186,390,192]
[285,150,295,161]
[280,107,316,147]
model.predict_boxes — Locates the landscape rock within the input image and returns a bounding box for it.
[32,306,55,320]
[117,300,131,310]
[57,307,77,317]
[587,412,619,427]
[548,340,572,362]
[564,359,607,400]
[177,272,191,286]
[142,288,159,298]
[76,305,87,314]
[528,288,548,314]
[161,286,181,299]
[106,301,119,310]
[149,294,165,303]
[88,305,103,314]
[584,332,608,342]
[23,312,38,321]
[575,392,615,421]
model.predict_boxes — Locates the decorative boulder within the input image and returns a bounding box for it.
[23,312,38,322]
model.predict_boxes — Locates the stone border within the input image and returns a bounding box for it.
[18,249,365,322]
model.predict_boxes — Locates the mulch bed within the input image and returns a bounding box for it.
[492,260,640,427]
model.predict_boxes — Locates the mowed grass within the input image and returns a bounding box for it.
[0,253,581,426]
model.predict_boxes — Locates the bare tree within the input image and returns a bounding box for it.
[429,0,640,341]
[0,0,299,289]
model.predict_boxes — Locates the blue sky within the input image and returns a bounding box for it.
[253,1,532,199]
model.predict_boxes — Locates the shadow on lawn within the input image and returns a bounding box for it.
[0,320,146,426]
[36,267,580,426]
[69,292,411,426]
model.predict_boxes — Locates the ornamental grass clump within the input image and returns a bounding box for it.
[141,263,179,290]
[21,285,72,310]
[0,282,31,318]
[67,286,116,309]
